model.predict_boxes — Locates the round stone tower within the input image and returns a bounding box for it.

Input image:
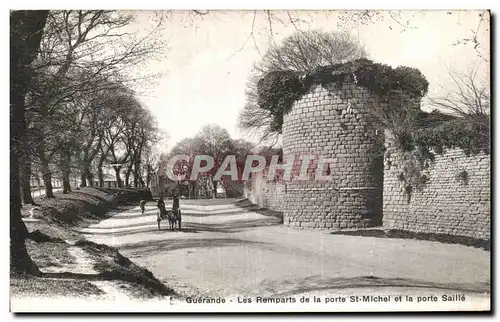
[282,81,385,229]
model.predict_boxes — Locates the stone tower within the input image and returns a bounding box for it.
[281,81,385,229]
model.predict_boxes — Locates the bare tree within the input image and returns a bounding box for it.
[193,125,235,197]
[426,66,490,145]
[168,138,199,198]
[257,30,367,73]
[238,30,367,143]
[428,67,490,117]
[143,145,161,188]
[219,139,254,194]
[167,127,253,199]
[102,95,139,188]
[450,10,490,62]
[26,10,166,196]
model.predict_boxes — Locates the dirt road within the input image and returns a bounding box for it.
[77,198,490,306]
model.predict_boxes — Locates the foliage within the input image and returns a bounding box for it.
[255,54,489,199]
[255,58,430,136]
[396,146,434,202]
[301,58,429,98]
[18,10,167,197]
[256,70,305,132]
[413,114,490,156]
[166,125,255,197]
[456,170,469,185]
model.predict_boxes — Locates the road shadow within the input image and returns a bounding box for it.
[180,209,257,217]
[78,218,281,236]
[107,211,158,221]
[187,218,282,233]
[180,198,240,206]
[79,213,282,236]
[78,224,162,236]
[121,237,269,255]
[78,220,162,231]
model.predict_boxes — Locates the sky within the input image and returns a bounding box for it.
[128,10,490,152]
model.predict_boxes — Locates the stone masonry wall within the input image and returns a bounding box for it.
[281,82,385,229]
[383,134,491,240]
[243,171,285,212]
[242,76,490,239]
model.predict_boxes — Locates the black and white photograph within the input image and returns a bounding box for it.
[8,6,491,313]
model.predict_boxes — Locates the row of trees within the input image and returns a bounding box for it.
[163,124,255,198]
[17,10,167,205]
[10,10,167,275]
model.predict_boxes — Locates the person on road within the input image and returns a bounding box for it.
[140,199,147,215]
[157,196,165,210]
[172,194,180,211]
[172,194,181,230]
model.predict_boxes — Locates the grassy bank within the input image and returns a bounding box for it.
[11,187,175,300]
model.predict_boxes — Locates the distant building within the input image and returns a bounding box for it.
[150,168,179,198]
[150,169,240,199]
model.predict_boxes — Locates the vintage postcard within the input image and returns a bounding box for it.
[9,8,491,313]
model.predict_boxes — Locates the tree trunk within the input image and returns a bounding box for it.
[10,9,48,276]
[133,149,142,187]
[133,164,139,187]
[80,171,86,187]
[60,145,72,194]
[97,153,106,187]
[98,166,104,187]
[125,165,132,187]
[37,143,54,198]
[41,164,54,198]
[62,173,71,194]
[188,182,194,199]
[61,162,72,194]
[86,171,94,187]
[20,146,35,204]
[212,180,218,198]
[146,165,152,188]
[114,166,123,188]
[81,159,92,187]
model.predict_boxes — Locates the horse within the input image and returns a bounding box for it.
[170,209,182,231]
[157,205,182,231]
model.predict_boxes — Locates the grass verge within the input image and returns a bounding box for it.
[11,187,175,300]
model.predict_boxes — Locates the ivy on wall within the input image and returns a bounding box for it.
[393,112,489,202]
[413,114,490,156]
[257,70,305,133]
[301,58,429,98]
[395,146,434,203]
[257,58,490,202]
[256,58,430,132]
